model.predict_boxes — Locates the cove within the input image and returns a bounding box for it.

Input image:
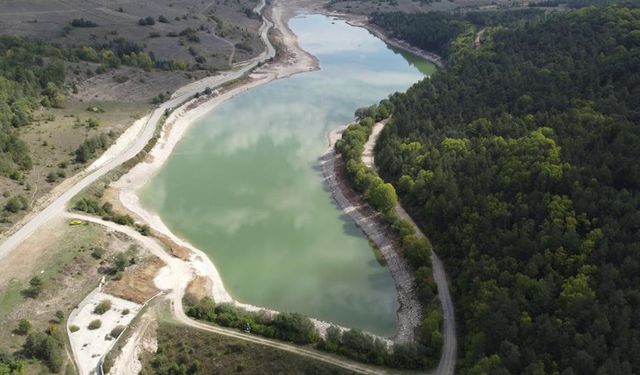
[141,14,435,336]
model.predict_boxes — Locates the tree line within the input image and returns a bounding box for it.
[185,295,430,369]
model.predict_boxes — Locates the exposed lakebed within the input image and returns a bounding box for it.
[141,14,434,336]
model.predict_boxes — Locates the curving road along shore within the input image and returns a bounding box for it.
[364,122,457,375]
[0,0,275,261]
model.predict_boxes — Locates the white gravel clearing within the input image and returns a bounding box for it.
[67,286,141,375]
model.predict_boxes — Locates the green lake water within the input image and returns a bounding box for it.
[141,15,435,336]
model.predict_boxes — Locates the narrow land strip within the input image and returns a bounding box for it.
[364,121,457,375]
[320,126,422,344]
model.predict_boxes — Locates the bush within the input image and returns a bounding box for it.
[23,331,64,372]
[69,325,80,333]
[137,224,151,236]
[186,297,217,321]
[56,310,64,323]
[94,300,112,315]
[272,312,319,344]
[389,342,425,369]
[91,247,106,259]
[71,18,98,27]
[88,320,102,330]
[46,171,57,183]
[23,276,43,298]
[110,325,125,338]
[138,16,156,26]
[4,195,28,213]
[121,308,130,315]
[338,329,387,365]
[75,133,108,163]
[15,319,32,335]
[0,350,23,373]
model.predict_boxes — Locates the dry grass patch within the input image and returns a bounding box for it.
[104,257,165,304]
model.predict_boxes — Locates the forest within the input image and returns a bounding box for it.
[373,5,640,374]
[370,9,545,57]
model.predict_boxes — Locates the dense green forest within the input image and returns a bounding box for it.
[370,9,545,57]
[374,5,640,374]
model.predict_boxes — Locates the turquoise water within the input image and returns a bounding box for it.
[141,15,434,336]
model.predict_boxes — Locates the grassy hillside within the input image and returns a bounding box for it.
[0,0,263,71]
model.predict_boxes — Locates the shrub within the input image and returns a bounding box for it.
[139,16,156,26]
[338,329,387,365]
[71,18,98,27]
[110,325,125,338]
[94,300,112,315]
[23,331,64,372]
[74,197,101,214]
[121,308,130,315]
[114,75,129,83]
[24,276,43,298]
[137,224,151,236]
[69,325,80,333]
[272,312,319,344]
[75,133,109,163]
[4,195,28,213]
[46,171,57,183]
[111,213,134,226]
[15,319,32,335]
[88,320,102,330]
[91,247,106,259]
[186,297,217,321]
